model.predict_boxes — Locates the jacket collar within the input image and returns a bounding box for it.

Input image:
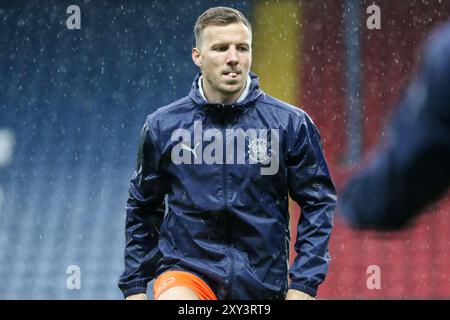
[198,74,252,103]
[189,71,263,112]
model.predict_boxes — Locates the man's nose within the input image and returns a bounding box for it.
[226,47,239,65]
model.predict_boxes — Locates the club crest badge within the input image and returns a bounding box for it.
[248,138,271,164]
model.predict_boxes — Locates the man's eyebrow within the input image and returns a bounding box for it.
[209,41,250,47]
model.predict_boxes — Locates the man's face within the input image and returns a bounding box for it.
[192,22,252,104]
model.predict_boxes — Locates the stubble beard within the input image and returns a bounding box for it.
[213,75,244,95]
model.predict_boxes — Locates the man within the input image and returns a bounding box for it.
[119,6,336,300]
[339,22,450,230]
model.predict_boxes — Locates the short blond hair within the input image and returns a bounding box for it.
[194,7,252,47]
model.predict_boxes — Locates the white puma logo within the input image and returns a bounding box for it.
[181,142,200,158]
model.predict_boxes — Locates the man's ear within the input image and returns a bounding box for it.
[192,47,202,67]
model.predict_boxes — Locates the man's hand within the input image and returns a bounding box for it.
[285,289,315,300]
[125,293,148,300]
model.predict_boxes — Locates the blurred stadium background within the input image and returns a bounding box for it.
[0,0,449,299]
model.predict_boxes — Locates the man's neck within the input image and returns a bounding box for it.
[199,75,251,105]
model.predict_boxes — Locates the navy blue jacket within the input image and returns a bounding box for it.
[340,22,450,230]
[118,72,336,299]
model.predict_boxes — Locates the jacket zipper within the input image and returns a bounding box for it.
[221,124,235,298]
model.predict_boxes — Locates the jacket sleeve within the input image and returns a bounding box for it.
[118,118,169,298]
[339,26,450,230]
[287,113,337,297]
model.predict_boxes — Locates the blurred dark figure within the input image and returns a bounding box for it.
[339,22,450,230]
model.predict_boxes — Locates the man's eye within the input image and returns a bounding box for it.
[238,47,249,52]
[213,47,227,51]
